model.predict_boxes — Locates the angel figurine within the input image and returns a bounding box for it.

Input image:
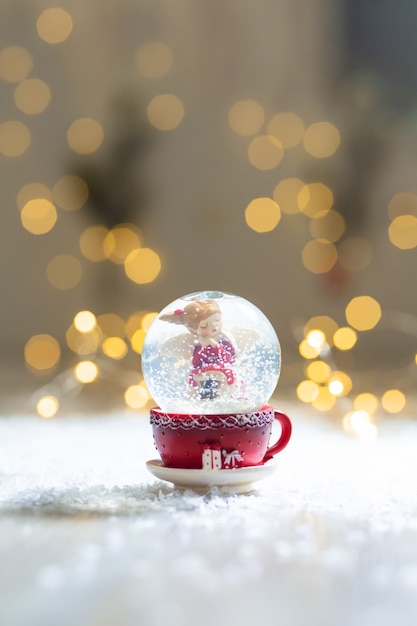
[160,299,258,402]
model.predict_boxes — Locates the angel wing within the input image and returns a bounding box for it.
[160,332,195,359]
[230,327,260,353]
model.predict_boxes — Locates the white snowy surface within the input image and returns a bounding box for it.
[1,408,417,626]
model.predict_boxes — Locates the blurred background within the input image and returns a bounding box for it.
[1,0,416,434]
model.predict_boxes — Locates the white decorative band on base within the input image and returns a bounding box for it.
[150,408,274,430]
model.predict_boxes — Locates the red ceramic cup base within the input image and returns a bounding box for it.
[150,406,292,470]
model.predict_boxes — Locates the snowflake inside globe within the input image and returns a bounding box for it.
[142,291,281,414]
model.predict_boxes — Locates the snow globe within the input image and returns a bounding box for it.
[143,290,292,491]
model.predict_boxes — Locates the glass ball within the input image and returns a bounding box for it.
[142,290,281,414]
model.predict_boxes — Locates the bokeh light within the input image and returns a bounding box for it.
[17,183,52,209]
[36,8,73,44]
[103,224,142,264]
[245,197,281,233]
[53,176,89,211]
[0,121,31,157]
[309,210,345,242]
[354,393,379,414]
[147,94,184,131]
[102,337,128,360]
[21,198,57,235]
[74,361,99,384]
[333,326,357,350]
[388,215,417,249]
[306,360,331,383]
[131,328,146,354]
[79,226,109,262]
[247,135,283,170]
[25,334,61,372]
[67,118,104,154]
[345,296,381,331]
[97,313,125,339]
[304,316,338,346]
[381,389,406,414]
[301,239,338,274]
[297,182,334,217]
[66,324,100,356]
[0,46,33,82]
[296,380,319,403]
[136,42,173,78]
[124,383,149,409]
[124,248,161,284]
[47,255,83,290]
[74,311,97,333]
[388,191,417,219]
[36,395,59,419]
[14,79,51,115]
[303,121,340,158]
[311,386,336,411]
[228,100,265,136]
[273,178,305,215]
[267,112,305,148]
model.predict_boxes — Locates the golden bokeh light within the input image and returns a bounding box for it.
[74,360,99,384]
[124,384,149,409]
[53,175,89,211]
[296,380,319,403]
[131,328,146,354]
[388,191,417,220]
[124,248,161,284]
[311,386,336,411]
[273,178,304,214]
[299,339,321,360]
[338,236,373,272]
[228,99,265,136]
[147,94,184,131]
[0,46,33,82]
[74,310,96,333]
[103,224,142,264]
[306,360,331,383]
[381,389,406,414]
[97,313,125,339]
[306,329,326,349]
[102,337,128,360]
[304,316,338,346]
[388,215,417,250]
[0,120,31,156]
[66,324,100,356]
[47,254,83,290]
[301,239,338,274]
[353,393,379,414]
[17,183,52,209]
[14,78,51,115]
[333,326,357,350]
[267,112,305,148]
[36,395,60,419]
[303,121,340,158]
[36,8,73,44]
[247,134,283,170]
[343,410,377,441]
[309,210,345,242]
[67,118,104,154]
[328,371,352,396]
[25,334,61,372]
[345,296,381,331]
[141,312,158,331]
[245,197,281,233]
[79,225,109,262]
[136,41,173,78]
[297,182,334,217]
[20,198,57,235]
[125,313,143,339]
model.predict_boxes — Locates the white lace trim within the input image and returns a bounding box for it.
[150,409,274,430]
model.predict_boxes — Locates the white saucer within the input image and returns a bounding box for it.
[145,458,278,493]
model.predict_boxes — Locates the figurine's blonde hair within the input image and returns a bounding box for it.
[160,300,220,334]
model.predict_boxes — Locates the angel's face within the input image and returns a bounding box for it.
[196,313,222,340]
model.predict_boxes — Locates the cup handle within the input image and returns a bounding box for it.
[263,410,292,462]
